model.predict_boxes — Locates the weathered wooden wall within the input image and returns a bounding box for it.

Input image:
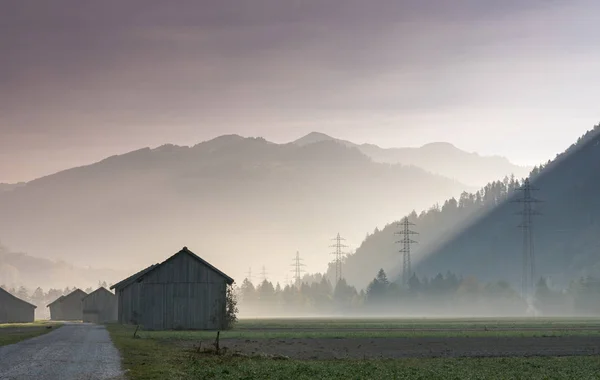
[116,281,143,325]
[48,302,62,321]
[49,290,87,321]
[138,253,228,330]
[82,288,117,324]
[0,289,35,323]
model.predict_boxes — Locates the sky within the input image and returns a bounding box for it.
[1,0,600,183]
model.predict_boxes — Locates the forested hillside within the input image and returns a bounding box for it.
[340,125,600,291]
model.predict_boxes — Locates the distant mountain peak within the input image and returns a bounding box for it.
[420,142,458,150]
[293,132,337,146]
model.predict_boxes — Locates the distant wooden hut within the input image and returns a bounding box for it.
[111,247,234,330]
[47,289,87,321]
[0,287,36,323]
[82,287,117,324]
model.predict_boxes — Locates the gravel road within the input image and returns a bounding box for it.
[0,323,124,380]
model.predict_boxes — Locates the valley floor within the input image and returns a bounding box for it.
[107,318,600,379]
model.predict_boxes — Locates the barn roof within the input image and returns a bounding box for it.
[157,247,235,285]
[110,247,234,289]
[110,263,159,290]
[46,289,87,307]
[0,287,37,309]
[46,295,64,307]
[82,287,115,300]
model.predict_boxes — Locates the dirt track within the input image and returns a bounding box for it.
[221,336,600,359]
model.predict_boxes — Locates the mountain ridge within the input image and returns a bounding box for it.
[292,132,530,186]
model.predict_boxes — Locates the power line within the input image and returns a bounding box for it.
[291,251,306,285]
[330,233,348,285]
[395,217,418,286]
[512,178,542,301]
[260,265,269,283]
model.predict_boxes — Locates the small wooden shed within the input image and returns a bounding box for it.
[111,247,234,330]
[47,289,87,321]
[0,287,36,323]
[82,287,118,324]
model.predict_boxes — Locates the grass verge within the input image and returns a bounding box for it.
[0,321,62,346]
[107,324,600,380]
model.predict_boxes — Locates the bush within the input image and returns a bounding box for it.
[225,284,238,330]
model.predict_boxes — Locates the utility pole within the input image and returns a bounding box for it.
[291,251,306,285]
[330,233,347,285]
[260,266,268,283]
[245,267,253,283]
[395,217,418,286]
[513,178,542,302]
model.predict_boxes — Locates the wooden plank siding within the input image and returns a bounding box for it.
[82,287,117,324]
[139,252,228,330]
[113,247,233,330]
[116,281,143,325]
[0,288,36,323]
[47,289,87,321]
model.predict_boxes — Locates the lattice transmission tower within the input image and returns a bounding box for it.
[395,217,418,286]
[260,266,269,283]
[512,178,542,301]
[245,267,253,283]
[291,251,306,285]
[330,233,347,285]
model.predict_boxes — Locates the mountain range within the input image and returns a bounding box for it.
[0,135,478,287]
[293,132,531,186]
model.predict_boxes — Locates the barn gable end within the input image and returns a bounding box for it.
[111,247,234,330]
[47,289,87,321]
[0,287,36,323]
[82,287,117,324]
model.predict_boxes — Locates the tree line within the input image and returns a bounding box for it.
[236,269,600,317]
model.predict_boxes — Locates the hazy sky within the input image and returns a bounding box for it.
[1,0,599,183]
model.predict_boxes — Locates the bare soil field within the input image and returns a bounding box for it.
[219,335,600,359]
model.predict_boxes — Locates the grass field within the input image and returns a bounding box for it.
[236,317,600,329]
[0,321,62,346]
[132,317,600,340]
[107,318,600,380]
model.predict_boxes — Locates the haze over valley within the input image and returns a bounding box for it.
[1,134,479,289]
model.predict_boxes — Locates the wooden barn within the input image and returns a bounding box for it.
[111,247,234,330]
[82,287,118,324]
[47,289,87,321]
[0,287,36,323]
